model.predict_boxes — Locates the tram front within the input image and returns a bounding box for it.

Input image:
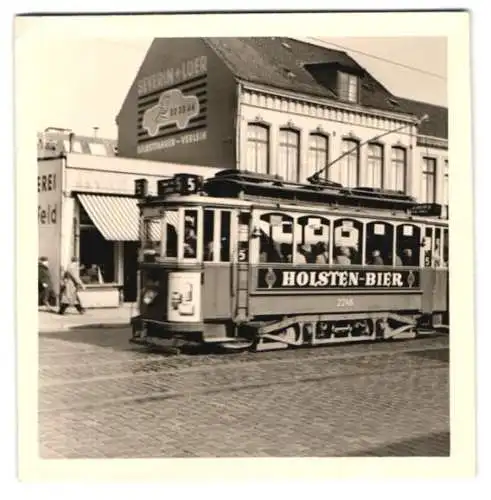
[130,174,205,349]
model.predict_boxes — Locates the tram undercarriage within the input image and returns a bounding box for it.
[131,311,445,353]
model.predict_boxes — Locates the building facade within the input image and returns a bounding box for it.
[38,38,448,309]
[117,37,448,207]
[38,129,220,307]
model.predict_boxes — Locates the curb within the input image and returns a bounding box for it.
[39,322,131,334]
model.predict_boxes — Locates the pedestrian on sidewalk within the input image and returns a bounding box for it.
[59,257,86,315]
[38,257,55,312]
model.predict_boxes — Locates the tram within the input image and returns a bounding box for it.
[130,169,449,352]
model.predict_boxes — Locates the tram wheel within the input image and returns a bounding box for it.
[217,340,254,353]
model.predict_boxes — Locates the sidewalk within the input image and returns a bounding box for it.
[38,303,138,333]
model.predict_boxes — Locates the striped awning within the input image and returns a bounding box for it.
[77,194,140,241]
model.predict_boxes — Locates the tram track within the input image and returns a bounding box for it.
[39,338,448,414]
[39,333,448,382]
[39,362,447,414]
[40,341,448,388]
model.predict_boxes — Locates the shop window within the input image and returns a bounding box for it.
[79,226,115,284]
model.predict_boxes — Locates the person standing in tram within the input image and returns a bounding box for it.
[59,257,86,315]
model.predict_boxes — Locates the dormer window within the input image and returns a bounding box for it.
[338,71,359,103]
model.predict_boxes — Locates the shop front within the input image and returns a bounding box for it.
[38,151,220,308]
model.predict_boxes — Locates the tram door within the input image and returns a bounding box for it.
[202,208,244,321]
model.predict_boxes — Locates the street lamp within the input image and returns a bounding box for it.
[307,114,429,185]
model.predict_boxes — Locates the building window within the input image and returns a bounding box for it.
[338,72,359,103]
[246,123,269,174]
[278,128,300,182]
[308,134,329,180]
[421,157,437,203]
[389,147,407,192]
[331,138,359,188]
[366,143,383,188]
[443,159,449,211]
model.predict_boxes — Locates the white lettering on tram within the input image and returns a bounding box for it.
[281,270,368,288]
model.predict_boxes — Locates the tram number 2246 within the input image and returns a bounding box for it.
[337,297,354,308]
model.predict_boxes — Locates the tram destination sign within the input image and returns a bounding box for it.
[409,203,442,217]
[256,267,420,291]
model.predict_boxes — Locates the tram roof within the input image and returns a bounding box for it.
[138,170,447,225]
[203,169,417,211]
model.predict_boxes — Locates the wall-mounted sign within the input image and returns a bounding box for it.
[143,89,200,137]
[137,56,207,97]
[257,267,420,291]
[38,160,63,295]
[137,56,208,155]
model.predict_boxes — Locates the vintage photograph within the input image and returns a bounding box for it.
[16,11,474,478]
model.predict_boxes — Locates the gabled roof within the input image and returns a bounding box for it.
[204,37,414,117]
[395,97,448,139]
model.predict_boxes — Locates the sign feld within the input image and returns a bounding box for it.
[38,160,63,296]
[257,267,420,291]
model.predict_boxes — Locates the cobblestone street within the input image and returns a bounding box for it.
[39,328,450,458]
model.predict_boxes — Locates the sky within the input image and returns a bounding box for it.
[30,36,447,140]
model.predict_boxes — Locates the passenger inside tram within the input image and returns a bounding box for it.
[183,214,197,257]
[314,242,329,264]
[335,246,352,265]
[368,249,384,266]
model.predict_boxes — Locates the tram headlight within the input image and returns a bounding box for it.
[142,288,158,305]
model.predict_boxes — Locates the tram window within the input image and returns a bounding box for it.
[297,215,330,264]
[443,229,449,267]
[333,219,363,265]
[203,209,214,261]
[423,227,433,267]
[434,227,443,267]
[365,222,394,266]
[220,211,231,262]
[163,210,178,258]
[395,224,421,266]
[259,213,293,263]
[238,212,250,263]
[142,217,162,258]
[183,209,198,258]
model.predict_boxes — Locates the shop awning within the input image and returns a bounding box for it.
[77,194,140,241]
